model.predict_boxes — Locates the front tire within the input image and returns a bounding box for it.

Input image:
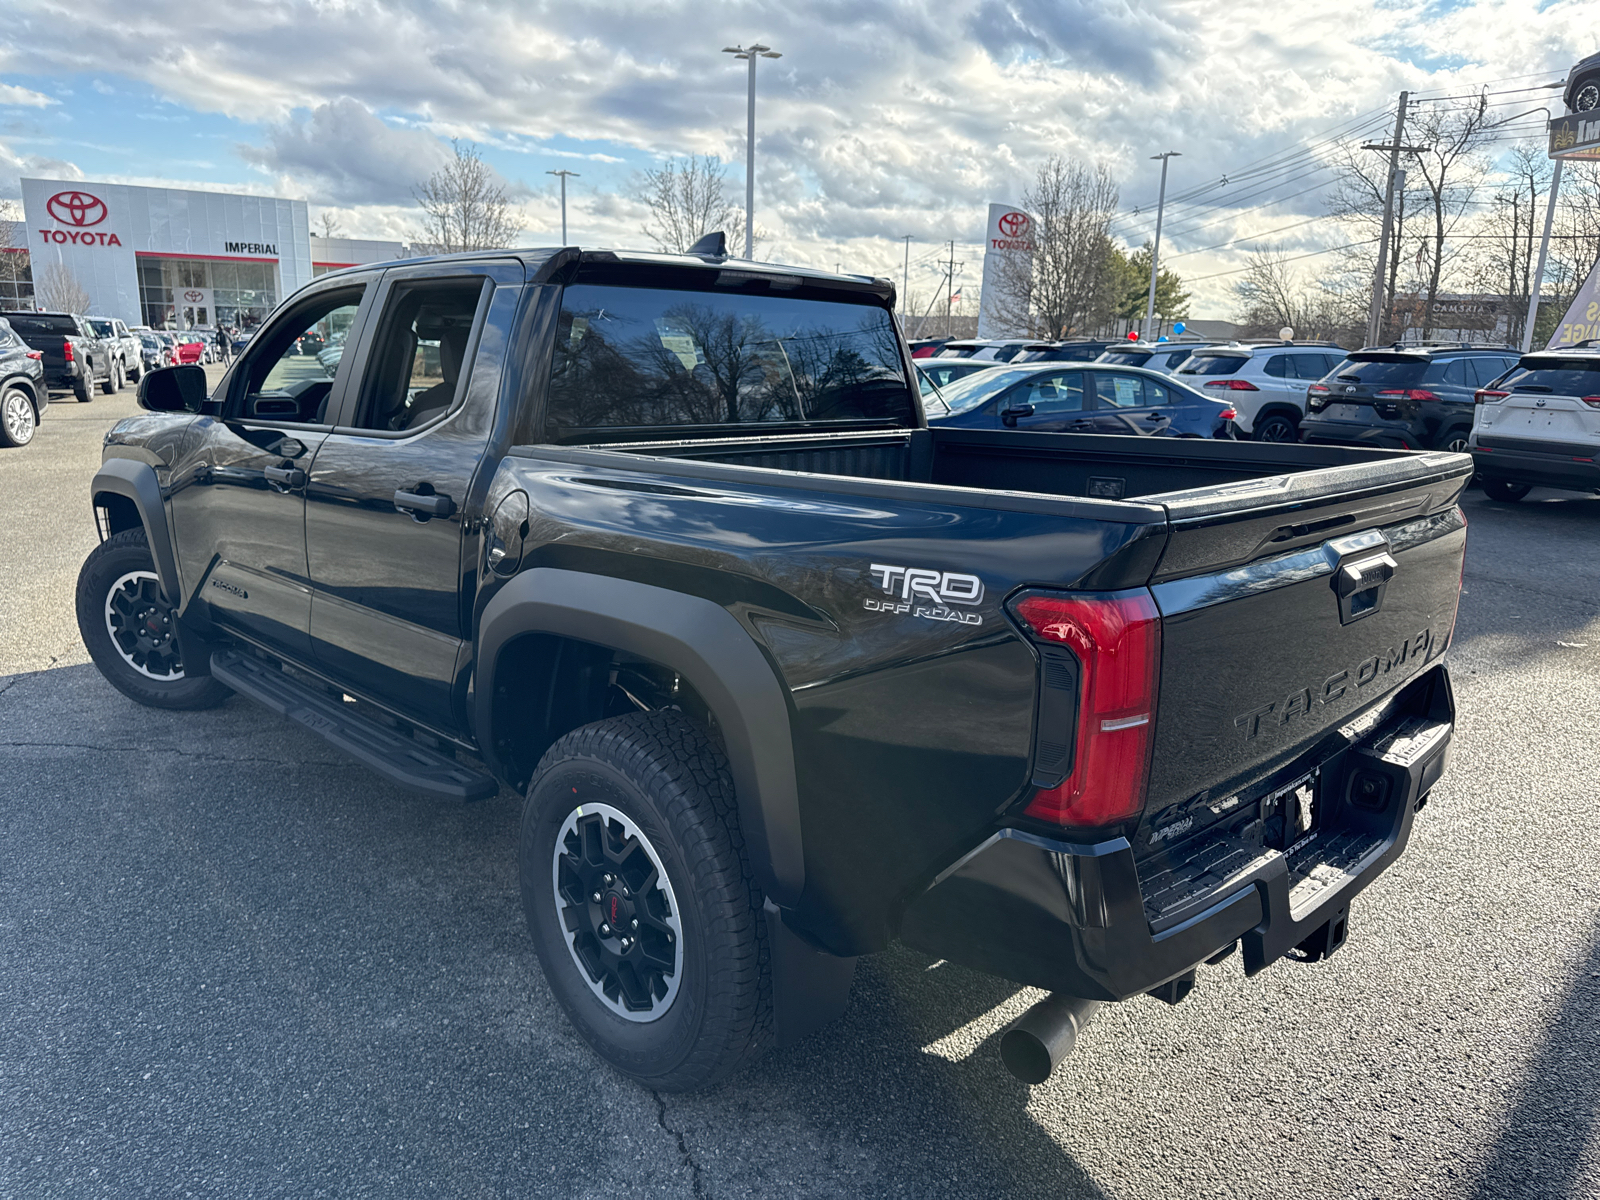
[75,529,231,710]
[1483,479,1530,503]
[0,385,36,447]
[1252,413,1299,443]
[520,711,770,1092]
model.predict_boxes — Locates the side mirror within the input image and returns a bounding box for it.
[1000,403,1036,427]
[137,364,208,413]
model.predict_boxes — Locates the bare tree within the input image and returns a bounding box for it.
[35,262,91,313]
[1233,245,1359,342]
[637,155,747,254]
[413,141,523,254]
[990,158,1123,338]
[317,210,345,239]
[1327,134,1427,342]
[1405,99,1495,338]
[0,199,27,293]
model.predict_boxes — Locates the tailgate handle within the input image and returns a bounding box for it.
[1334,552,1396,624]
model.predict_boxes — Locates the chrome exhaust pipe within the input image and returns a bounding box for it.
[999,993,1105,1084]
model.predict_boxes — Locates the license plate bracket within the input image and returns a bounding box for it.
[1263,771,1320,854]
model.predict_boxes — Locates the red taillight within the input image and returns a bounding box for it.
[1474,389,1508,405]
[1307,384,1330,394]
[1010,590,1161,827]
[1582,396,1600,409]
[62,340,74,362]
[1204,379,1260,391]
[1375,388,1439,402]
[25,350,41,360]
[1217,407,1238,420]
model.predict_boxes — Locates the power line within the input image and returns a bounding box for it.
[1164,213,1331,259]
[1183,238,1379,283]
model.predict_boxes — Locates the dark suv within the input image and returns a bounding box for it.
[1301,344,1521,453]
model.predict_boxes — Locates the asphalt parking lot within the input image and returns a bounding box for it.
[2,385,1597,1199]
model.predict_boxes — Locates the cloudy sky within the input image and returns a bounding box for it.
[0,0,1593,316]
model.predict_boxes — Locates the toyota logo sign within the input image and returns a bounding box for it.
[183,290,205,303]
[997,211,1030,238]
[46,190,108,228]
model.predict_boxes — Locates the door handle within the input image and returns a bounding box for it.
[263,465,307,488]
[394,488,456,519]
[1142,412,1166,421]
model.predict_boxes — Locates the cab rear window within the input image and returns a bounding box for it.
[545,283,915,443]
[5,314,78,335]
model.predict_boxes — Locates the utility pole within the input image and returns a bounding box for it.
[1523,157,1564,353]
[1144,152,1180,342]
[722,42,782,259]
[946,241,958,337]
[900,235,913,306]
[546,169,578,244]
[1363,92,1411,347]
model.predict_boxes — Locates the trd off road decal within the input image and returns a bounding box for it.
[864,563,985,626]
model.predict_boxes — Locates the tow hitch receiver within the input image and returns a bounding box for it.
[1290,903,1351,964]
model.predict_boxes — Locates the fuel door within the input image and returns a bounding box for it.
[487,489,529,576]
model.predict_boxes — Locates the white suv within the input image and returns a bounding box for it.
[1469,345,1600,502]
[1096,340,1225,376]
[1173,343,1346,441]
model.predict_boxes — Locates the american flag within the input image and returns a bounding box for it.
[949,290,962,303]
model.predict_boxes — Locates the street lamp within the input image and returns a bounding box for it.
[722,41,782,259]
[547,169,579,245]
[1144,151,1180,342]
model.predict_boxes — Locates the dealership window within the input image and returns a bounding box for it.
[138,256,277,332]
[0,250,32,308]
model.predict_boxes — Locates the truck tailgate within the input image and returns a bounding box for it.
[1142,450,1469,825]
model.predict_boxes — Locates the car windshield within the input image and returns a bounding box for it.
[87,319,115,336]
[139,335,160,348]
[1499,359,1600,394]
[1329,357,1427,385]
[936,367,1040,414]
[1178,353,1249,376]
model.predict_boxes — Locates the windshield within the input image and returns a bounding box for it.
[1178,353,1249,377]
[936,367,1039,415]
[87,319,115,336]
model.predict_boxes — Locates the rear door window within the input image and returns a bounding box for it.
[547,282,915,442]
[1289,354,1329,380]
[1263,355,1288,378]
[1094,373,1147,408]
[1017,371,1085,413]
[1441,360,1471,387]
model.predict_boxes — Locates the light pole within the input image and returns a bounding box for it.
[547,170,578,244]
[722,41,782,259]
[900,235,913,305]
[1144,151,1179,341]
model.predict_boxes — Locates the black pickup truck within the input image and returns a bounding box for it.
[77,243,1468,1091]
[2,310,116,402]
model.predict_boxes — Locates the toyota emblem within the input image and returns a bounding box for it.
[997,211,1030,238]
[1536,396,1547,407]
[183,289,205,303]
[46,190,108,228]
[1343,385,1355,394]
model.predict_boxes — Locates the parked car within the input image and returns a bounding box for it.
[172,334,207,365]
[78,242,1466,1091]
[1011,339,1119,363]
[1302,344,1521,453]
[1469,343,1600,501]
[0,316,48,448]
[85,317,144,384]
[231,330,255,354]
[926,361,1238,438]
[907,337,953,359]
[1173,343,1348,442]
[0,310,115,401]
[155,333,182,365]
[935,338,1038,361]
[1097,340,1225,375]
[136,333,168,372]
[1566,50,1600,113]
[916,357,1001,394]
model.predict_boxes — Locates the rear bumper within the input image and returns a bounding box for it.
[1471,446,1600,492]
[1300,416,1419,450]
[899,665,1454,999]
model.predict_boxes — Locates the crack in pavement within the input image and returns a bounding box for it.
[653,1091,707,1199]
[0,740,349,768]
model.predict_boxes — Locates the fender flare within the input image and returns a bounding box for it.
[91,457,181,602]
[476,568,804,907]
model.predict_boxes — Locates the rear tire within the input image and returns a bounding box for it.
[0,385,36,447]
[101,360,121,395]
[75,529,231,710]
[1436,428,1471,455]
[1483,479,1530,503]
[519,710,770,1092]
[1252,413,1299,443]
[74,374,93,403]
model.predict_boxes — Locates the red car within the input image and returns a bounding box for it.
[173,335,206,365]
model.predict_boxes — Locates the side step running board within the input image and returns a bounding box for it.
[210,650,499,802]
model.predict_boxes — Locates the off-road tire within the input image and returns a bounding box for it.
[1482,479,1530,503]
[520,710,770,1092]
[75,528,231,710]
[101,360,121,395]
[0,385,35,447]
[1252,413,1299,443]
[73,374,93,403]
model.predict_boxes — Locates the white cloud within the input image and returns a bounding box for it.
[0,84,58,109]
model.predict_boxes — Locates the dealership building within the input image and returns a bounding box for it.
[14,177,405,330]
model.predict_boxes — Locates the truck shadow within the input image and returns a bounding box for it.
[1468,923,1600,1199]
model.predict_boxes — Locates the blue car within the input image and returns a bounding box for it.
[925,361,1238,438]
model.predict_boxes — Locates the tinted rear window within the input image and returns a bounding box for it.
[1500,359,1600,395]
[1178,354,1249,376]
[5,314,78,336]
[1329,358,1426,386]
[545,284,914,443]
[1098,352,1156,366]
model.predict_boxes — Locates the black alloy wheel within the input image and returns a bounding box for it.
[1482,479,1531,503]
[1574,76,1600,113]
[1252,413,1299,443]
[0,386,35,447]
[520,710,770,1092]
[1438,429,1471,455]
[75,529,231,709]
